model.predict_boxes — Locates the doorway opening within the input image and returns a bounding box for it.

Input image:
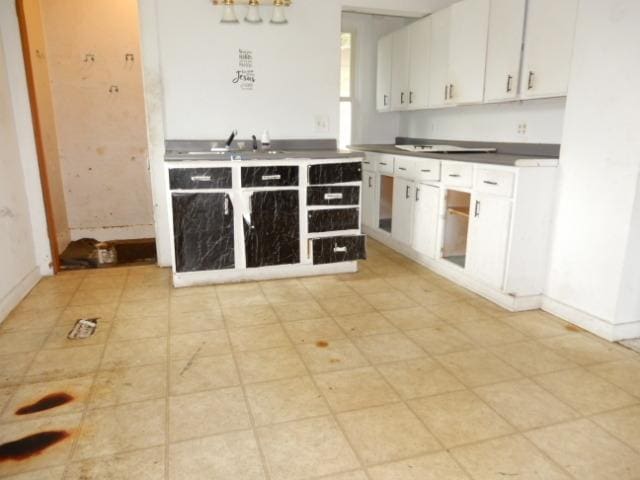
[17,0,155,271]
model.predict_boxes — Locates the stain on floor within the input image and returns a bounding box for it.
[0,431,70,462]
[15,393,74,416]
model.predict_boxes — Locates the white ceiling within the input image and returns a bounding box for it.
[342,0,459,18]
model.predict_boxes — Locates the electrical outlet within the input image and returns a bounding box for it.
[517,122,528,136]
[314,115,330,133]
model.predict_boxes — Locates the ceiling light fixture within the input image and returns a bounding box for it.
[270,0,288,24]
[220,0,239,23]
[245,0,262,24]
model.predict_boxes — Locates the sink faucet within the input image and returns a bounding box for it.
[225,130,237,149]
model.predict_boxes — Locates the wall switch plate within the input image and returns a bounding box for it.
[314,115,330,133]
[517,123,528,136]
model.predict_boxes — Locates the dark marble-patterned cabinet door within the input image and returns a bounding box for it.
[172,193,235,272]
[245,190,300,268]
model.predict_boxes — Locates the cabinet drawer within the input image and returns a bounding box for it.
[415,159,441,181]
[241,166,299,187]
[169,168,232,190]
[308,162,362,185]
[308,208,360,233]
[475,168,516,197]
[442,162,473,187]
[312,235,367,265]
[307,186,360,206]
[394,156,416,179]
[362,156,376,172]
[376,155,395,174]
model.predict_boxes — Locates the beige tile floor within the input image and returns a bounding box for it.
[1,239,640,479]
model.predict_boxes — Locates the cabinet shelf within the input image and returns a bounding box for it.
[448,206,470,218]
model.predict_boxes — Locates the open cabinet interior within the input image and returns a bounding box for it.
[442,189,471,268]
[379,174,394,233]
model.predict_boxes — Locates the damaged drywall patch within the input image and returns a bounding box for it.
[0,207,16,218]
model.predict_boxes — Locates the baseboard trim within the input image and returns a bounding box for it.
[541,296,640,342]
[364,226,542,313]
[0,267,41,324]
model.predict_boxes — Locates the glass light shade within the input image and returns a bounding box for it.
[221,3,239,23]
[270,3,288,24]
[245,3,262,23]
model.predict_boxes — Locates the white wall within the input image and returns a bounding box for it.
[399,98,566,144]
[0,0,51,279]
[342,12,408,145]
[0,5,49,322]
[37,0,154,242]
[543,0,640,340]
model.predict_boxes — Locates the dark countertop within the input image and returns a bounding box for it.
[163,138,362,162]
[348,144,559,167]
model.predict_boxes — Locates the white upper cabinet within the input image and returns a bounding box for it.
[428,8,451,108]
[391,28,410,110]
[407,17,431,110]
[376,34,393,111]
[447,0,491,105]
[521,0,579,99]
[484,0,527,102]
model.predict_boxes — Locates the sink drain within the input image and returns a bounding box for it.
[67,318,98,340]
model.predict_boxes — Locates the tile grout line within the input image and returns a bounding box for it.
[217,284,274,480]
[273,279,374,480]
[61,267,129,477]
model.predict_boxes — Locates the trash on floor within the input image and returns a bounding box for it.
[67,318,98,340]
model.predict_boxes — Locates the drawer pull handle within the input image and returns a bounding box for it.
[379,162,387,166]
[262,174,281,181]
[421,169,431,173]
[191,175,211,182]
[398,167,407,171]
[449,174,461,178]
[324,193,344,200]
[334,246,348,253]
[224,197,230,216]
[483,180,498,186]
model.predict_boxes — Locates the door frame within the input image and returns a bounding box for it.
[15,0,60,273]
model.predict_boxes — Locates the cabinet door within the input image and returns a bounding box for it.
[467,194,512,289]
[376,34,393,111]
[448,0,490,105]
[391,28,410,110]
[407,17,431,110]
[412,184,440,259]
[172,193,235,273]
[428,7,451,108]
[392,177,414,245]
[362,171,377,228]
[521,0,579,98]
[244,190,300,268]
[484,0,526,102]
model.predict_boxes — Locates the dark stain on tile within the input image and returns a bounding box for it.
[0,431,70,462]
[16,393,74,416]
[565,325,581,332]
[316,341,329,348]
[329,358,341,364]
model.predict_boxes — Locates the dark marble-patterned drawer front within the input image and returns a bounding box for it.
[245,190,300,268]
[308,208,359,233]
[241,166,299,187]
[172,193,235,273]
[308,162,362,185]
[312,235,367,265]
[307,186,360,206]
[169,168,232,190]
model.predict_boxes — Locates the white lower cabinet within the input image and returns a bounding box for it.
[392,177,415,245]
[466,193,512,289]
[412,184,440,259]
[362,171,377,229]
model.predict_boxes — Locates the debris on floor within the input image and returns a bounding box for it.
[67,318,98,340]
[60,238,157,270]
